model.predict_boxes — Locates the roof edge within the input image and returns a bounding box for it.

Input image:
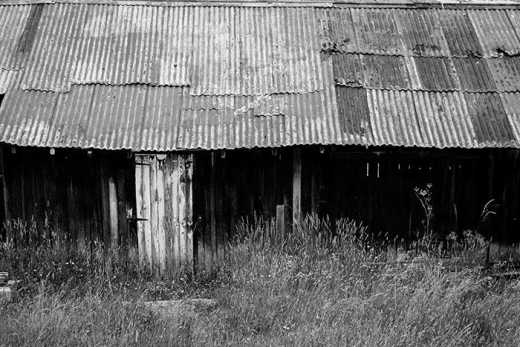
[2,0,520,9]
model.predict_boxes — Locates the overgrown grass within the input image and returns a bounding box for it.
[2,217,520,346]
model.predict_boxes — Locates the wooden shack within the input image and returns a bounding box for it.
[1,0,520,277]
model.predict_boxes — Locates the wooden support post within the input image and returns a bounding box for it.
[108,176,119,250]
[99,165,111,252]
[180,154,194,274]
[310,160,319,216]
[292,148,302,229]
[276,204,289,241]
[209,152,217,269]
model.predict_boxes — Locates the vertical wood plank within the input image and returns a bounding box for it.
[149,156,159,276]
[116,169,128,256]
[183,154,194,272]
[178,155,187,270]
[142,157,153,271]
[156,157,166,276]
[171,155,181,274]
[164,157,174,278]
[99,164,111,251]
[276,204,288,242]
[292,148,302,228]
[108,176,119,249]
[135,156,146,268]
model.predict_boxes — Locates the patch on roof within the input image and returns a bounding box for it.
[438,10,483,57]
[366,89,423,147]
[351,8,405,55]
[501,93,520,142]
[331,54,363,87]
[394,9,450,57]
[317,8,357,54]
[411,91,475,148]
[414,57,459,91]
[361,55,417,90]
[465,92,515,145]
[452,57,496,91]
[336,86,371,142]
[487,57,520,91]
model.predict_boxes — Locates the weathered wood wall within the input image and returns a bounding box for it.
[193,149,292,271]
[193,147,520,271]
[0,145,135,252]
[1,145,519,276]
[135,153,193,278]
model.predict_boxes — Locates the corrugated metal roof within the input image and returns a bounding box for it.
[469,9,520,57]
[438,10,483,57]
[5,83,520,150]
[350,8,405,55]
[331,54,363,87]
[2,2,520,150]
[394,9,450,56]
[414,57,459,91]
[464,92,515,145]
[487,57,520,91]
[20,4,323,95]
[360,55,416,90]
[0,70,17,94]
[501,93,520,143]
[0,4,33,70]
[452,57,496,91]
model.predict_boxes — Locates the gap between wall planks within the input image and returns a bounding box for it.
[134,153,194,278]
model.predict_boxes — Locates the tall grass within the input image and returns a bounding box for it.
[2,216,520,346]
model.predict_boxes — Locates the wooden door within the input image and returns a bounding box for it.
[134,153,193,278]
